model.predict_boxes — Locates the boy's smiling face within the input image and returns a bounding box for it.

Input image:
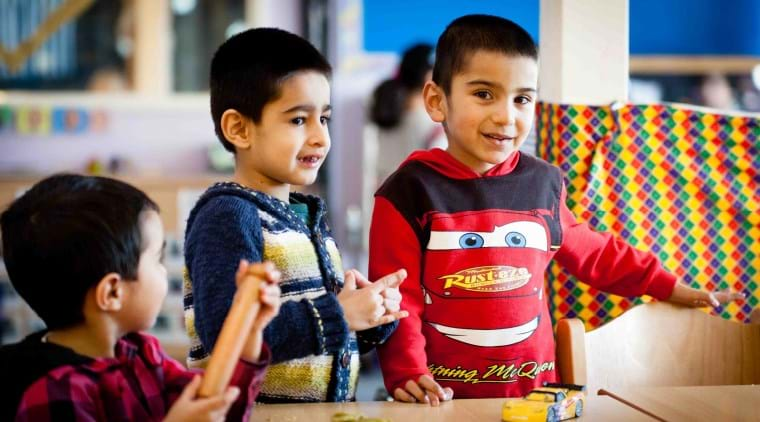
[426,50,538,174]
[240,71,331,195]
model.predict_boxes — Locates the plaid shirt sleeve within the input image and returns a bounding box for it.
[225,345,271,421]
[14,371,101,422]
[160,342,271,422]
[13,335,269,422]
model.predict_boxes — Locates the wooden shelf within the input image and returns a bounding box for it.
[630,55,760,75]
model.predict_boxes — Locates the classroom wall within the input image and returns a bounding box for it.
[363,0,760,55]
[629,0,760,55]
[0,95,214,174]
[363,0,539,53]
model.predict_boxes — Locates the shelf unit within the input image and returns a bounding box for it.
[630,55,760,75]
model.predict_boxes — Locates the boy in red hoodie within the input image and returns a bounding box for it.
[369,14,743,404]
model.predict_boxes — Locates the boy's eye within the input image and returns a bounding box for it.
[320,115,331,125]
[515,95,533,105]
[474,91,493,100]
[291,117,306,125]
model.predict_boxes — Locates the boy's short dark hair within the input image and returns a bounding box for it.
[210,27,332,152]
[432,14,538,93]
[0,174,158,330]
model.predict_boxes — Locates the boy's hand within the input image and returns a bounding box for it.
[234,260,282,331]
[347,269,403,314]
[164,375,240,422]
[667,283,745,308]
[253,279,281,330]
[393,375,453,406]
[338,269,409,331]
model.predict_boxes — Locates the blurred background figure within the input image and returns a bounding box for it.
[697,72,737,109]
[361,43,446,255]
[86,67,129,92]
[366,43,445,188]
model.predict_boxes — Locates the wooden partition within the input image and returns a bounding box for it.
[557,302,760,394]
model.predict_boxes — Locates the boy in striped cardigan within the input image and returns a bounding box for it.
[183,28,408,402]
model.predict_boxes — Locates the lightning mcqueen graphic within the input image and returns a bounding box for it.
[421,210,554,351]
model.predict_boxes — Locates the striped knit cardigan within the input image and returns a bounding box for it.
[183,182,396,402]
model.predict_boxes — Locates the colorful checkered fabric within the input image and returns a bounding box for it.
[536,102,759,329]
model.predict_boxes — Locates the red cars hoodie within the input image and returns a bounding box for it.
[369,148,676,398]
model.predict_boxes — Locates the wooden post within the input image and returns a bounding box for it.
[539,0,629,104]
[133,0,171,95]
[245,0,303,35]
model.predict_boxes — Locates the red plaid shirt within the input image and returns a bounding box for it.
[12,333,268,421]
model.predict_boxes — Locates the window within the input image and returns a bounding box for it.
[0,0,127,91]
[172,0,245,91]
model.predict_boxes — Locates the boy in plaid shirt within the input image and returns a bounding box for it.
[0,174,280,421]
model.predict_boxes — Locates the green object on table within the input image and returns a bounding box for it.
[331,412,391,422]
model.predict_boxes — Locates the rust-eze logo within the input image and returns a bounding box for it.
[439,266,531,292]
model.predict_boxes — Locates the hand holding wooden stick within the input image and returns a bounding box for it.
[198,260,280,398]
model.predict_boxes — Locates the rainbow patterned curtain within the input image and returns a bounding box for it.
[536,102,760,329]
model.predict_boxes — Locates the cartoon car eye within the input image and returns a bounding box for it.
[505,232,526,247]
[428,221,548,252]
[459,233,484,248]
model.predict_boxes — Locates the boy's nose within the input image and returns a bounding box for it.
[308,125,329,147]
[492,104,516,126]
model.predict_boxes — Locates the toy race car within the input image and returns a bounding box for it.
[502,382,586,422]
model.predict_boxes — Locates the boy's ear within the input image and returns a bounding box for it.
[422,80,447,123]
[220,109,252,150]
[93,273,125,312]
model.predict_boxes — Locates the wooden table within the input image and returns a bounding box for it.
[600,385,760,422]
[251,395,655,421]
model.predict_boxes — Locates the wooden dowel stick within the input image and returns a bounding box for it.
[598,389,667,421]
[198,274,261,398]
